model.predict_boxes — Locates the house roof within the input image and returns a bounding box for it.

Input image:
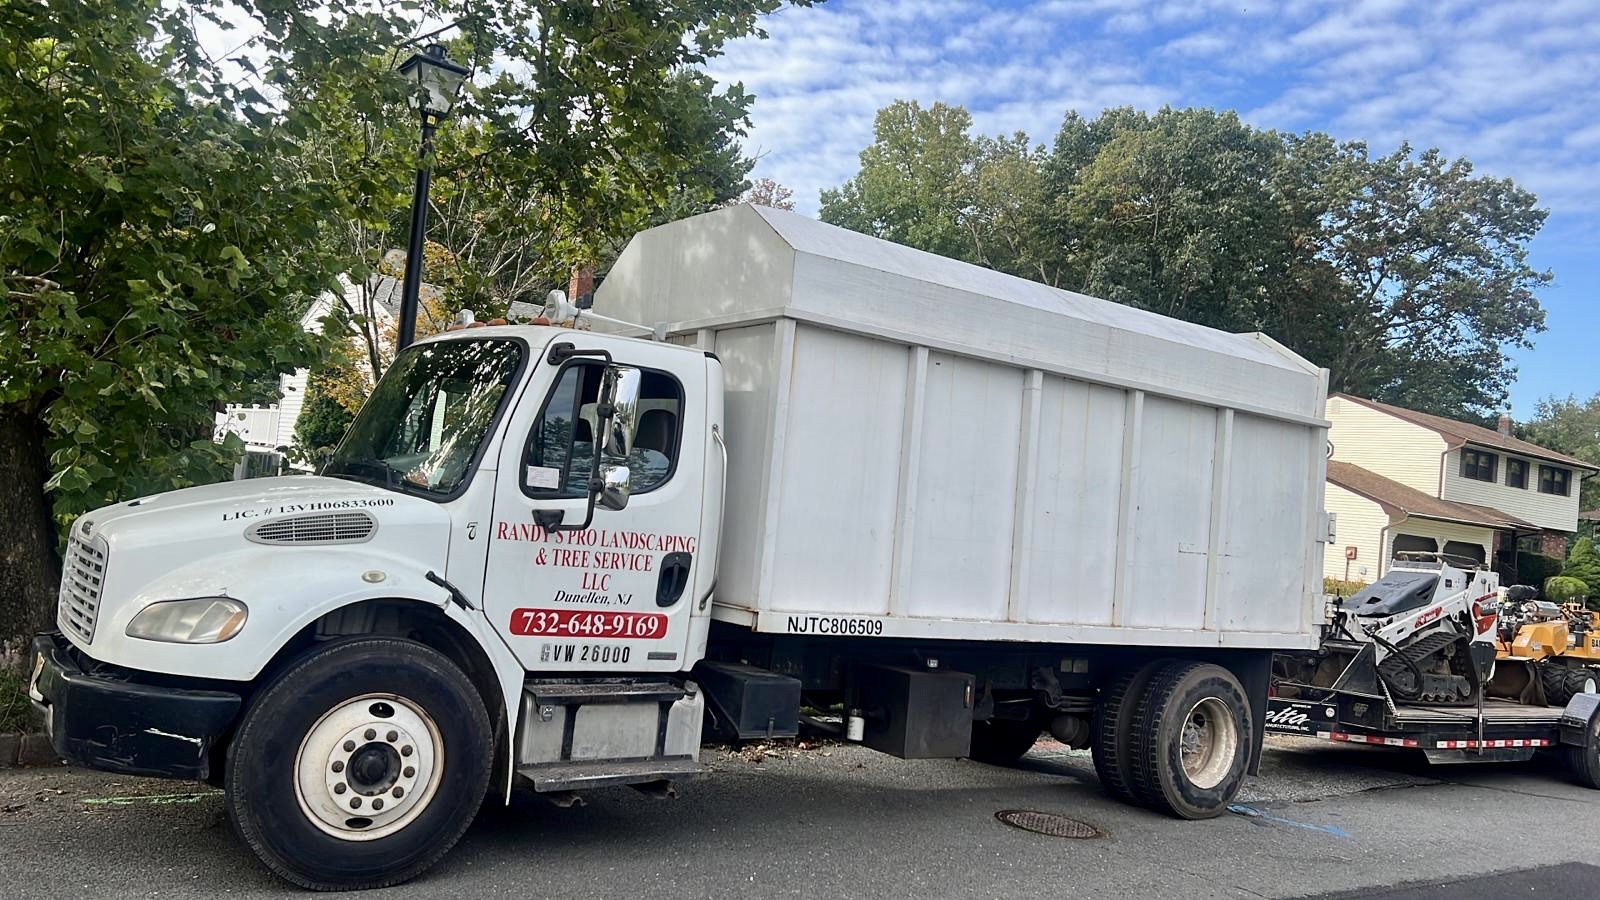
[1327,460,1537,530]
[1332,393,1595,471]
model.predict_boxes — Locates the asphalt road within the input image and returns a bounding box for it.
[3,736,1598,898]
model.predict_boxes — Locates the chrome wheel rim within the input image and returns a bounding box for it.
[1178,697,1239,790]
[294,693,443,841]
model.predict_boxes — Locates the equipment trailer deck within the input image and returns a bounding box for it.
[1267,684,1600,777]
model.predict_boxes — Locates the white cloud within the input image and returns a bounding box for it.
[704,0,1599,224]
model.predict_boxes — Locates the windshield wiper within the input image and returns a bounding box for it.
[326,458,429,495]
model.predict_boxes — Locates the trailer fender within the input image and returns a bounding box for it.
[1557,692,1600,748]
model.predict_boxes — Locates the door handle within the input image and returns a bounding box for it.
[657,552,692,607]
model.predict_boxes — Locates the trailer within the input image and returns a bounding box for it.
[1267,686,1600,782]
[1267,555,1600,784]
[33,204,1334,890]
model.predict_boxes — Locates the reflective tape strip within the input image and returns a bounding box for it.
[1435,739,1552,749]
[1317,731,1420,748]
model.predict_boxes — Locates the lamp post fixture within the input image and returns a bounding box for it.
[394,43,469,350]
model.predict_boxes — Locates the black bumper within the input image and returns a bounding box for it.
[29,633,243,781]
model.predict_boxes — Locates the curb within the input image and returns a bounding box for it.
[0,732,64,768]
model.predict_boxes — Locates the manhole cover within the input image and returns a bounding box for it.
[994,809,1104,838]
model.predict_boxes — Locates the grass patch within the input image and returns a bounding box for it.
[0,668,37,734]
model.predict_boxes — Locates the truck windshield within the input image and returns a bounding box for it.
[324,338,523,497]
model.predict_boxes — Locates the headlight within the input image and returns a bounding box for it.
[126,598,248,643]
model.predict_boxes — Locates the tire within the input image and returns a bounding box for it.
[225,638,493,891]
[1566,667,1599,702]
[1126,661,1252,819]
[1541,662,1576,706]
[1569,709,1600,790]
[1091,660,1170,804]
[968,716,1041,766]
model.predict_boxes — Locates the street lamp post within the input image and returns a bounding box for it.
[394,43,469,350]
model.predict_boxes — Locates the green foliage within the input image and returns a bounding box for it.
[0,668,31,734]
[821,103,1551,419]
[1518,552,1565,588]
[1525,393,1600,512]
[1324,577,1367,596]
[0,0,811,653]
[1544,575,1589,604]
[1560,538,1600,597]
[293,373,355,462]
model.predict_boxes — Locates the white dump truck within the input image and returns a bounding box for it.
[30,204,1331,889]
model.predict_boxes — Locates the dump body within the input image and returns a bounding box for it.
[597,204,1330,650]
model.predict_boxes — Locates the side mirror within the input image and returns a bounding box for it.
[596,464,631,511]
[599,365,642,458]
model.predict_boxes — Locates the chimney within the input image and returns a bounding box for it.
[1497,413,1513,437]
[568,266,595,309]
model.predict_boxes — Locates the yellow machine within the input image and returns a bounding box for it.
[1491,591,1600,705]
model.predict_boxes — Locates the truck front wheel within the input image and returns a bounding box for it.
[225,638,493,890]
[1127,661,1251,819]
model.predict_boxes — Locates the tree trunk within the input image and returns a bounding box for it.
[0,408,61,671]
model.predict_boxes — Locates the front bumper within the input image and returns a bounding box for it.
[29,633,242,780]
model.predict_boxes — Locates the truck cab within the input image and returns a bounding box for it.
[31,324,724,889]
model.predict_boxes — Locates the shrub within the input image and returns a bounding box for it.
[1561,538,1600,597]
[292,372,354,462]
[1324,577,1366,597]
[1544,575,1589,604]
[1517,552,1564,587]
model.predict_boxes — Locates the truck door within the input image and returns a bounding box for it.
[483,340,705,673]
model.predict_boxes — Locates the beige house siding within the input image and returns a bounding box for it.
[1441,446,1581,532]
[1325,396,1446,494]
[1324,484,1388,584]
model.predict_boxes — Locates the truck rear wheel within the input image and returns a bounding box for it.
[1091,660,1169,804]
[225,638,493,890]
[1127,661,1251,819]
[968,716,1041,766]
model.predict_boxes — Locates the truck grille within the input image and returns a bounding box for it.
[246,511,377,545]
[59,534,109,645]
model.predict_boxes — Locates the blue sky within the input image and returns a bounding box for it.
[705,0,1599,417]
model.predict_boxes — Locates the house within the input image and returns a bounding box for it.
[1323,393,1596,585]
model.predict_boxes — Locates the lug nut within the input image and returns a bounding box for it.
[350,797,362,809]
[372,799,384,811]
[331,761,344,773]
[401,745,413,757]
[403,766,415,778]
[393,787,404,798]
[343,740,355,752]
[387,730,398,743]
[364,728,376,740]
[334,784,347,795]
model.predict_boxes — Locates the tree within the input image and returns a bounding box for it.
[820,101,981,262]
[743,177,795,210]
[0,0,809,664]
[822,102,1551,420]
[1525,394,1600,513]
[292,373,355,464]
[1312,144,1549,418]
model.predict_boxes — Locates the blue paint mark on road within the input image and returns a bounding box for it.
[1228,803,1350,838]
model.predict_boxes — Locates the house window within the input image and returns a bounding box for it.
[1539,465,1572,496]
[1459,449,1497,482]
[1506,459,1527,489]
